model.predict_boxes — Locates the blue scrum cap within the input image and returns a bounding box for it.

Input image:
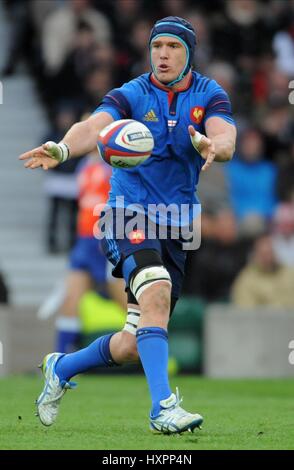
[149,16,197,85]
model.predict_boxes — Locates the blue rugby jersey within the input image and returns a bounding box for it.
[94,72,235,226]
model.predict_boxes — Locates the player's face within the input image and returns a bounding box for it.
[150,36,186,84]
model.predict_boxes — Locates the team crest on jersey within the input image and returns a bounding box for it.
[190,106,205,125]
[128,229,145,244]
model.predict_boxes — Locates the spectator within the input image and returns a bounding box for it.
[29,0,57,36]
[113,18,153,81]
[211,0,273,116]
[197,163,231,215]
[261,99,293,161]
[81,66,114,112]
[183,209,251,302]
[272,202,294,267]
[90,43,116,70]
[267,68,292,103]
[225,127,277,235]
[231,234,294,307]
[41,0,112,75]
[1,0,32,76]
[251,53,275,108]
[276,141,294,203]
[212,0,271,65]
[160,0,190,18]
[273,20,294,77]
[186,11,212,74]
[205,61,236,96]
[128,19,153,78]
[111,0,144,50]
[42,23,98,108]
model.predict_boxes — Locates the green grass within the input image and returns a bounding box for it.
[0,374,294,450]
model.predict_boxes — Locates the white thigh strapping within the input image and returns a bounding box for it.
[130,265,171,302]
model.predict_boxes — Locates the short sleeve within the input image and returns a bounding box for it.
[92,78,145,120]
[204,80,235,126]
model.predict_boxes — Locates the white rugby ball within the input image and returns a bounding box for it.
[97,119,154,168]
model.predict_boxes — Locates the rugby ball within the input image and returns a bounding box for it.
[97,119,154,168]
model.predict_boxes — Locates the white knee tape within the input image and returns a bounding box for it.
[130,265,171,302]
[123,307,141,335]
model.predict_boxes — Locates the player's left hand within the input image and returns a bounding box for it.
[188,125,216,172]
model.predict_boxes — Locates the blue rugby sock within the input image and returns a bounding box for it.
[55,333,118,382]
[136,327,171,418]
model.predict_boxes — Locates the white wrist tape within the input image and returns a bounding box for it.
[191,131,203,150]
[58,142,70,163]
[45,141,70,163]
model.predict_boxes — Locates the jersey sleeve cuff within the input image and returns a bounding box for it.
[204,113,236,126]
[92,106,122,121]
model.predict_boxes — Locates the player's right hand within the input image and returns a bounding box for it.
[19,141,69,170]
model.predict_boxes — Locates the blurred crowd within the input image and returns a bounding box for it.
[2,0,294,308]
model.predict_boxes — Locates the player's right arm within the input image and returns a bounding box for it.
[19,112,114,170]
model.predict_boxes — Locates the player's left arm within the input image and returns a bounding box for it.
[189,79,237,171]
[205,116,236,162]
[189,117,236,172]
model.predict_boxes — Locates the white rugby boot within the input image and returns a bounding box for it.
[150,388,203,434]
[35,353,76,426]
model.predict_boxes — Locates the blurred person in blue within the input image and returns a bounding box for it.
[225,127,277,236]
[20,16,236,434]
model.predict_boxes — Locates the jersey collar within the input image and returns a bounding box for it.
[150,71,193,92]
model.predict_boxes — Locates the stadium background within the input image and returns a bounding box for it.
[0,0,294,450]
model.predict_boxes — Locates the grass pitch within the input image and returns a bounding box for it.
[0,374,294,450]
